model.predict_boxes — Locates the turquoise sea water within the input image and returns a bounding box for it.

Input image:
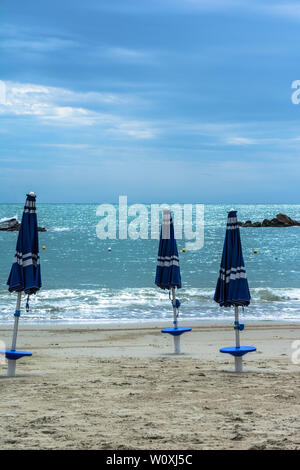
[0,203,300,323]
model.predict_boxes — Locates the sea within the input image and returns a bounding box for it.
[0,203,300,324]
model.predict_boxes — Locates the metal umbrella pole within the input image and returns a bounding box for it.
[171,287,180,354]
[234,306,243,372]
[7,292,22,377]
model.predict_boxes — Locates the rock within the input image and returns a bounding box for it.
[270,218,285,226]
[276,213,293,224]
[262,219,271,227]
[239,213,300,227]
[0,216,46,232]
[276,213,300,226]
[241,220,252,227]
[0,217,19,231]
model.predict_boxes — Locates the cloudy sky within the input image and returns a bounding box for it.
[1,0,300,203]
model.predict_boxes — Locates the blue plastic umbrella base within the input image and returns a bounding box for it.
[220,346,256,357]
[0,350,32,360]
[161,327,192,336]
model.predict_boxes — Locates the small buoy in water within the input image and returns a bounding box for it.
[108,247,111,252]
[42,246,46,250]
[182,248,186,253]
[253,249,258,254]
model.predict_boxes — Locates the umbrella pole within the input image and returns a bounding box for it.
[7,291,22,377]
[234,305,242,372]
[171,287,180,354]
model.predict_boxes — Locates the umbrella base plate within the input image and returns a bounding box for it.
[0,350,32,360]
[220,346,256,357]
[161,327,192,336]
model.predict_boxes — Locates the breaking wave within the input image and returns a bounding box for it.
[0,287,299,323]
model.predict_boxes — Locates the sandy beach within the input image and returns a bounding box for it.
[0,321,299,450]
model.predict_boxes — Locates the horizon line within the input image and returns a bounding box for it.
[1,201,300,205]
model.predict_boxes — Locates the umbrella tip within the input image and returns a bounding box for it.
[162,207,171,220]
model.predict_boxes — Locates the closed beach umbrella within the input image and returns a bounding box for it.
[155,208,181,292]
[4,192,41,376]
[155,208,191,354]
[214,209,255,371]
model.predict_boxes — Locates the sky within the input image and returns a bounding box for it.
[1,0,300,203]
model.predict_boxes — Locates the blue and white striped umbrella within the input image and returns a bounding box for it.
[7,193,41,295]
[155,209,191,353]
[155,209,181,290]
[214,209,250,307]
[2,193,41,376]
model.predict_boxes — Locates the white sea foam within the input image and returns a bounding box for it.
[0,286,300,323]
[0,214,18,222]
[49,227,71,232]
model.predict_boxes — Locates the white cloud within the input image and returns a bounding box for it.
[1,37,77,52]
[174,120,300,148]
[110,47,145,58]
[106,121,156,139]
[0,23,79,54]
[91,45,158,65]
[0,81,157,139]
[226,136,256,145]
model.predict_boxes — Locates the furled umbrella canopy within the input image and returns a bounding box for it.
[7,193,41,295]
[214,209,250,307]
[155,209,181,290]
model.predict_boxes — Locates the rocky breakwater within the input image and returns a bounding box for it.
[0,217,46,232]
[238,213,300,227]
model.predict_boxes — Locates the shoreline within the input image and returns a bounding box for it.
[1,319,300,330]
